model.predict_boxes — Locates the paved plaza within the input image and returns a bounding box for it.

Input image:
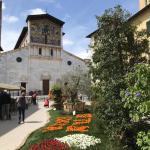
[0,101,51,150]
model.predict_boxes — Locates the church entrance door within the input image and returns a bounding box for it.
[43,80,49,95]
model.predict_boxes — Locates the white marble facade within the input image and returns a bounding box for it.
[0,14,88,94]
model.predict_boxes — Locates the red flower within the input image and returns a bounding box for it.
[28,139,69,150]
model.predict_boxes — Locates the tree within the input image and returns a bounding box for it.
[51,84,62,109]
[62,70,91,103]
[90,5,149,147]
[121,64,150,150]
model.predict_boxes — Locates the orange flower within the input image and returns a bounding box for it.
[76,114,92,118]
[66,126,89,132]
[56,116,72,125]
[42,124,63,132]
[42,116,72,132]
[73,118,92,125]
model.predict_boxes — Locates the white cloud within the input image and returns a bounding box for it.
[63,25,90,59]
[63,38,74,46]
[3,15,19,23]
[75,50,91,59]
[1,29,20,51]
[27,8,46,15]
[63,14,71,21]
[2,2,6,10]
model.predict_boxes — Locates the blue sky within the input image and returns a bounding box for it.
[2,0,138,58]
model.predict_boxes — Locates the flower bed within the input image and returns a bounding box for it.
[56,134,101,149]
[66,113,92,133]
[43,116,72,132]
[23,111,104,150]
[43,113,92,133]
[28,139,69,150]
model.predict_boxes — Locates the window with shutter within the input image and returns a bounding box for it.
[146,20,150,36]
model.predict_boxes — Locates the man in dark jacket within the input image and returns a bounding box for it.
[1,90,11,120]
[17,92,26,124]
[0,91,3,119]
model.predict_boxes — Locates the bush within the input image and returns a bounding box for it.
[51,84,62,104]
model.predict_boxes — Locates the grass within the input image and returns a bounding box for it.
[20,109,123,150]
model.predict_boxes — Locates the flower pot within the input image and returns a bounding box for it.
[63,101,85,113]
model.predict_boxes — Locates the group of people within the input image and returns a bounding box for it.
[0,90,11,120]
[0,89,38,124]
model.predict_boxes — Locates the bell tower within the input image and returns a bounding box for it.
[139,0,150,10]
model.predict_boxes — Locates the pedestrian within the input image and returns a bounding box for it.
[0,91,3,120]
[17,92,26,124]
[1,90,11,120]
[32,92,37,105]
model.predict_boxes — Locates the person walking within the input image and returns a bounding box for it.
[0,91,3,120]
[32,92,37,105]
[17,92,26,124]
[1,90,11,120]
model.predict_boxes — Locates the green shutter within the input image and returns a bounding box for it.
[146,20,150,36]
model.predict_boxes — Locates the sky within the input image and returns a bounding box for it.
[1,0,139,59]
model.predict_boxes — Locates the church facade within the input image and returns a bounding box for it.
[0,14,88,94]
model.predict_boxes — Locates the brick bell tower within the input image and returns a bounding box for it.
[0,0,3,52]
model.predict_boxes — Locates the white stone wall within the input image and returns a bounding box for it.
[0,48,29,87]
[61,50,88,76]
[0,46,88,94]
[0,53,7,82]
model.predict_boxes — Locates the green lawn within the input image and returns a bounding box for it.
[20,109,123,150]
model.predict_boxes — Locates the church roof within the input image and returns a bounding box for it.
[14,27,28,49]
[86,4,150,38]
[26,14,65,26]
[86,29,98,38]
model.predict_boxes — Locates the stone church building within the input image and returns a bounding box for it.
[0,12,88,94]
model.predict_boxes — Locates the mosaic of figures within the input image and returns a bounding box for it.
[30,19,61,46]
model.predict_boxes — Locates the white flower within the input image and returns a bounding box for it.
[55,134,101,149]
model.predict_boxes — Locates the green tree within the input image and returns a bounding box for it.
[62,70,91,103]
[121,64,150,150]
[51,84,62,109]
[90,5,149,147]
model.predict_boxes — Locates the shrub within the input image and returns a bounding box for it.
[51,85,63,110]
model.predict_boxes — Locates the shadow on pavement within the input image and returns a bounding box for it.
[0,104,40,137]
[24,121,42,123]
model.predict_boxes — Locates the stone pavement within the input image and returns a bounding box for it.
[0,101,52,150]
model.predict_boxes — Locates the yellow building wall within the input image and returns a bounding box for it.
[139,0,150,10]
[129,8,150,60]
